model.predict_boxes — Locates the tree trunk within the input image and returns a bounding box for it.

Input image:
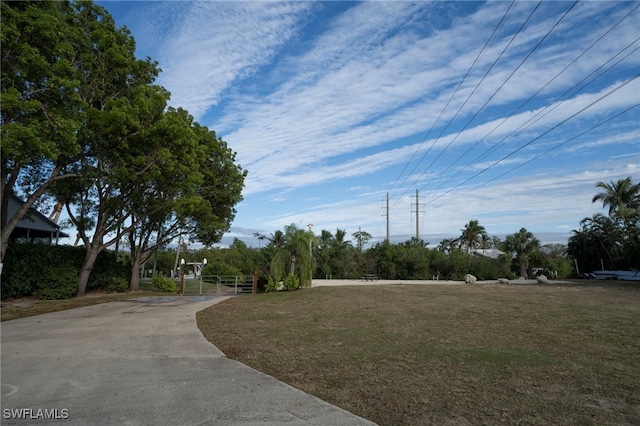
[289,254,296,276]
[77,247,101,297]
[519,260,528,279]
[129,256,141,292]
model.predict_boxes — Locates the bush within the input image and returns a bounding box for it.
[282,274,300,291]
[36,266,78,300]
[1,243,129,299]
[104,277,129,293]
[152,273,177,292]
[264,277,279,292]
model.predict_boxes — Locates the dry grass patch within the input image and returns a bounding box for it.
[197,284,640,426]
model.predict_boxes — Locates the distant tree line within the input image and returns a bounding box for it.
[164,177,637,288]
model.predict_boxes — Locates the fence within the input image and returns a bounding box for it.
[181,274,256,296]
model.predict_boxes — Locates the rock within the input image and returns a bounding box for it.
[498,278,509,284]
[536,274,548,284]
[465,274,477,284]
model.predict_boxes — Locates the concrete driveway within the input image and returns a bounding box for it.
[1,296,375,425]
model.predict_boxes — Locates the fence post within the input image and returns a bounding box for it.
[234,276,238,295]
[253,271,258,295]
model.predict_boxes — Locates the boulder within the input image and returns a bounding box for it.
[536,274,548,284]
[465,274,477,284]
[498,278,509,284]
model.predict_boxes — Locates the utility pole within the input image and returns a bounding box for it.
[416,189,419,240]
[411,189,424,241]
[381,193,390,243]
[386,192,390,242]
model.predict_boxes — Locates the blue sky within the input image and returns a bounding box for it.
[96,0,639,248]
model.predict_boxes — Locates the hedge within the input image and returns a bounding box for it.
[1,243,129,299]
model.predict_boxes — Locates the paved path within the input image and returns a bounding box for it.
[1,296,375,425]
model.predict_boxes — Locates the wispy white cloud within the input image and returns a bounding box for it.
[103,1,640,244]
[150,2,315,119]
[196,1,637,196]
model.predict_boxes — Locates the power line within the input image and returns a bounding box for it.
[428,39,640,196]
[424,74,640,208]
[431,102,640,211]
[386,0,517,200]
[390,0,547,207]
[426,4,640,192]
[403,0,579,201]
[382,1,638,234]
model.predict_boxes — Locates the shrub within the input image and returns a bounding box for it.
[264,277,279,293]
[1,243,129,299]
[36,266,78,300]
[282,274,300,291]
[152,273,177,292]
[104,277,129,293]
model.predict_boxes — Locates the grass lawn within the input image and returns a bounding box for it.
[197,283,640,426]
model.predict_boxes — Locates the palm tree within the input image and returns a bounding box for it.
[592,177,640,220]
[460,219,487,254]
[270,224,315,288]
[574,214,621,270]
[269,230,285,248]
[318,229,334,248]
[334,229,348,247]
[254,230,285,248]
[481,233,491,256]
[503,228,540,278]
[437,238,454,253]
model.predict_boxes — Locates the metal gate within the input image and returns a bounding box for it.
[181,274,255,296]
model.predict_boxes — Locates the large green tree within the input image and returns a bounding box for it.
[3,1,246,295]
[1,1,89,263]
[124,116,246,291]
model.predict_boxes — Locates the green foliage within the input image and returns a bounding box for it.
[264,277,280,293]
[104,277,129,293]
[460,219,487,254]
[467,255,512,280]
[161,222,571,285]
[36,266,78,300]
[1,1,245,298]
[282,274,300,291]
[569,177,639,273]
[546,257,573,278]
[503,228,541,279]
[151,273,177,292]
[1,243,128,299]
[270,224,315,287]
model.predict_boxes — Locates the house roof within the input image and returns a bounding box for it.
[471,248,504,259]
[7,194,70,238]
